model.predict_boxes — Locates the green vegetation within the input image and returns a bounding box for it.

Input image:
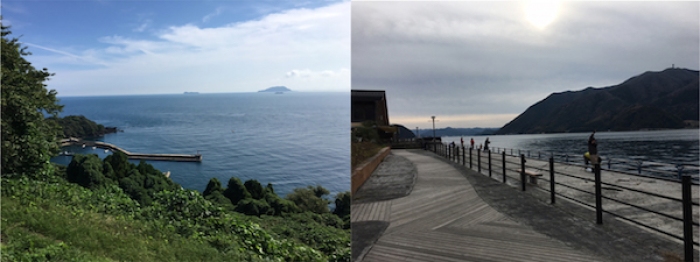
[1,24,63,179]
[0,24,350,261]
[47,115,117,138]
[351,121,387,168]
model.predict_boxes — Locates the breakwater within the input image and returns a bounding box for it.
[59,138,202,162]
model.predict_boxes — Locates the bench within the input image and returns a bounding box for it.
[517,169,543,185]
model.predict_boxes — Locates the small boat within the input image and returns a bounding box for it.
[104,149,109,153]
[92,146,97,150]
[82,144,86,148]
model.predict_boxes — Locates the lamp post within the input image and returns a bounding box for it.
[431,116,436,142]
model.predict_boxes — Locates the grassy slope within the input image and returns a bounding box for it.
[1,198,236,262]
[1,177,347,261]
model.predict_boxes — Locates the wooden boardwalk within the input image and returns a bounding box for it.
[355,150,606,262]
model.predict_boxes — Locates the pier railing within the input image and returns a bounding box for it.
[426,142,699,261]
[488,146,700,184]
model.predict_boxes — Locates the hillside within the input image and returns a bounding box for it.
[418,127,499,137]
[47,115,118,138]
[497,68,699,134]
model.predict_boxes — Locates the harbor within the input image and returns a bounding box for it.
[59,137,202,162]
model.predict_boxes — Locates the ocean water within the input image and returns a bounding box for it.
[443,129,699,179]
[51,92,350,198]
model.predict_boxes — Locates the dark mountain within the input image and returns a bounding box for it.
[418,127,499,137]
[497,68,699,134]
[259,86,292,92]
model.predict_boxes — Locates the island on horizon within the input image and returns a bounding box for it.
[183,92,199,94]
[259,86,292,93]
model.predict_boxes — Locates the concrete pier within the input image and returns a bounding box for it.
[59,137,202,162]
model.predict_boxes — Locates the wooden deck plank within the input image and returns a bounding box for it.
[359,150,606,262]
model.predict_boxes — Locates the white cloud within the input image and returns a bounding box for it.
[36,1,350,96]
[285,68,348,78]
[133,19,151,32]
[202,7,224,23]
[352,1,699,128]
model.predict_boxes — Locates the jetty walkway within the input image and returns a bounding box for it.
[59,138,202,162]
[352,149,694,262]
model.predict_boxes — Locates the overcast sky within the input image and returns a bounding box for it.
[352,1,699,129]
[2,0,350,96]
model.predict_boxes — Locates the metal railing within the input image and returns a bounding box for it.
[489,146,699,184]
[426,142,699,261]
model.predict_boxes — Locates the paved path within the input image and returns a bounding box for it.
[355,150,606,262]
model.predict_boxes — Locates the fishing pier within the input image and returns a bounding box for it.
[353,145,699,262]
[59,138,202,162]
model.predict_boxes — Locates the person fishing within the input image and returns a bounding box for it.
[484,137,491,151]
[587,131,599,167]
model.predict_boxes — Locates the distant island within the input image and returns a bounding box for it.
[259,86,292,93]
[184,92,199,94]
[497,68,699,134]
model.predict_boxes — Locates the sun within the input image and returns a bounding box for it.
[524,1,561,30]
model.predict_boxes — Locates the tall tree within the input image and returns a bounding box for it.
[1,24,63,178]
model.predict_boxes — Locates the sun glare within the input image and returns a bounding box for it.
[524,1,561,30]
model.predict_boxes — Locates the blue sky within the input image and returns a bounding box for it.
[2,0,350,96]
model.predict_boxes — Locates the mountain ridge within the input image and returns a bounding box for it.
[496,68,699,134]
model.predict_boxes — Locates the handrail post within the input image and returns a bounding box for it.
[477,149,482,173]
[469,148,473,169]
[520,154,526,191]
[462,146,465,165]
[682,175,693,262]
[594,163,603,224]
[550,157,555,204]
[488,150,492,177]
[449,145,452,161]
[502,151,506,183]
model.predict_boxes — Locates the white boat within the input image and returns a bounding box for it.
[92,146,96,150]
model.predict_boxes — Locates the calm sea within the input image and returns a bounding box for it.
[51,92,350,198]
[443,129,699,179]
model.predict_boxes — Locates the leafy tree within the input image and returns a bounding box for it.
[332,191,351,219]
[104,151,130,179]
[203,177,224,197]
[285,186,331,214]
[66,154,111,189]
[1,25,63,178]
[265,183,275,195]
[234,198,273,217]
[312,185,330,198]
[267,195,299,215]
[203,177,234,208]
[223,177,250,205]
[244,179,265,200]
